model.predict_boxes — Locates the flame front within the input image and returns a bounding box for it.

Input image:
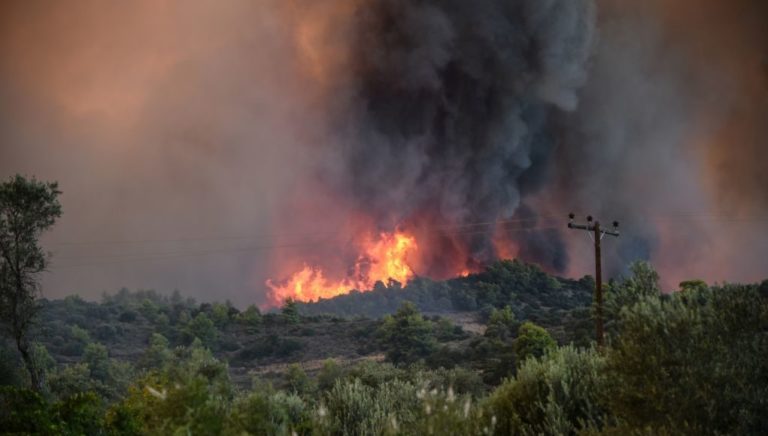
[266,231,417,306]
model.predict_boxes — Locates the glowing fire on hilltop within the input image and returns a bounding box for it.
[266,230,418,306]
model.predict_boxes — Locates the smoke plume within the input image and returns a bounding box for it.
[314,0,596,275]
[0,0,766,305]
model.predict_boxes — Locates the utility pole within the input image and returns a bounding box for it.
[568,213,619,347]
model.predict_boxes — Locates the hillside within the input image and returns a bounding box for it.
[13,260,594,388]
[299,259,596,342]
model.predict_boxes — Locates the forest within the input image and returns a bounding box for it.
[2,177,768,435]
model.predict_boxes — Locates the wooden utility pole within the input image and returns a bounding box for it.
[568,213,619,347]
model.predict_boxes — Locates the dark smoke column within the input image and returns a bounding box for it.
[327,0,596,274]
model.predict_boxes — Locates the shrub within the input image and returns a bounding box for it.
[485,345,609,435]
[321,378,419,435]
[378,302,436,365]
[513,322,556,363]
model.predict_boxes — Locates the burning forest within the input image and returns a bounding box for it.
[265,0,595,305]
[0,0,766,308]
[2,1,768,434]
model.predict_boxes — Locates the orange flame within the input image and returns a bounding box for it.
[266,230,418,306]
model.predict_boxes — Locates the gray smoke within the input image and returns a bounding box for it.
[323,0,596,273]
[553,0,768,286]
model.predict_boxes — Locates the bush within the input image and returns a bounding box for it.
[118,310,138,323]
[321,378,420,435]
[317,359,343,392]
[513,322,556,363]
[378,302,436,365]
[0,386,56,434]
[485,345,609,435]
[225,387,310,435]
[606,285,768,434]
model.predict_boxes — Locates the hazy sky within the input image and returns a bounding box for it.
[1,0,766,306]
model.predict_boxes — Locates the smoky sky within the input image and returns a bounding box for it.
[0,0,766,306]
[0,1,325,306]
[322,0,595,273]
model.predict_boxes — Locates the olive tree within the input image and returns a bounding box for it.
[0,175,61,391]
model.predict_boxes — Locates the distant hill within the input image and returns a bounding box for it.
[11,260,595,389]
[299,259,594,317]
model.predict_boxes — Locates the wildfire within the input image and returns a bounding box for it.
[266,230,418,306]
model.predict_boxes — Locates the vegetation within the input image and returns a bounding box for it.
[0,263,765,434]
[1,175,767,434]
[0,175,61,391]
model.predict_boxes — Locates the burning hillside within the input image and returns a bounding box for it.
[266,230,417,306]
[265,0,594,305]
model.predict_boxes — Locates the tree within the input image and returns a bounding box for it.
[603,261,661,337]
[317,359,343,392]
[83,343,110,383]
[606,284,768,433]
[486,346,609,435]
[0,175,61,391]
[485,306,518,342]
[284,363,312,395]
[140,333,173,370]
[513,322,556,363]
[473,306,519,384]
[282,298,299,324]
[186,313,218,347]
[237,304,262,328]
[378,301,436,365]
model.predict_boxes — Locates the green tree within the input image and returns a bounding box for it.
[140,333,173,370]
[679,279,708,293]
[606,284,768,434]
[83,342,110,383]
[378,301,436,365]
[282,298,300,324]
[471,306,519,384]
[513,322,556,363]
[210,303,230,328]
[284,363,312,395]
[486,345,609,435]
[317,359,343,392]
[485,306,517,342]
[238,304,262,328]
[604,261,661,336]
[0,175,61,392]
[114,339,233,435]
[186,313,218,347]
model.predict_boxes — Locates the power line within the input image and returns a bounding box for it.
[49,223,564,269]
[567,213,620,348]
[46,211,768,270]
[43,215,564,247]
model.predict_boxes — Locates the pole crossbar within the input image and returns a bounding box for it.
[567,213,620,347]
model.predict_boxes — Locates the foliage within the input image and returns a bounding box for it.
[284,363,313,395]
[317,358,343,392]
[1,259,767,435]
[378,302,437,365]
[0,386,106,435]
[485,306,518,342]
[321,378,420,435]
[112,339,233,435]
[238,304,262,328]
[282,298,300,324]
[225,386,310,435]
[603,261,661,336]
[0,175,62,391]
[299,260,592,325]
[139,333,173,370]
[485,345,610,435]
[513,321,556,363]
[185,312,218,347]
[606,283,768,434]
